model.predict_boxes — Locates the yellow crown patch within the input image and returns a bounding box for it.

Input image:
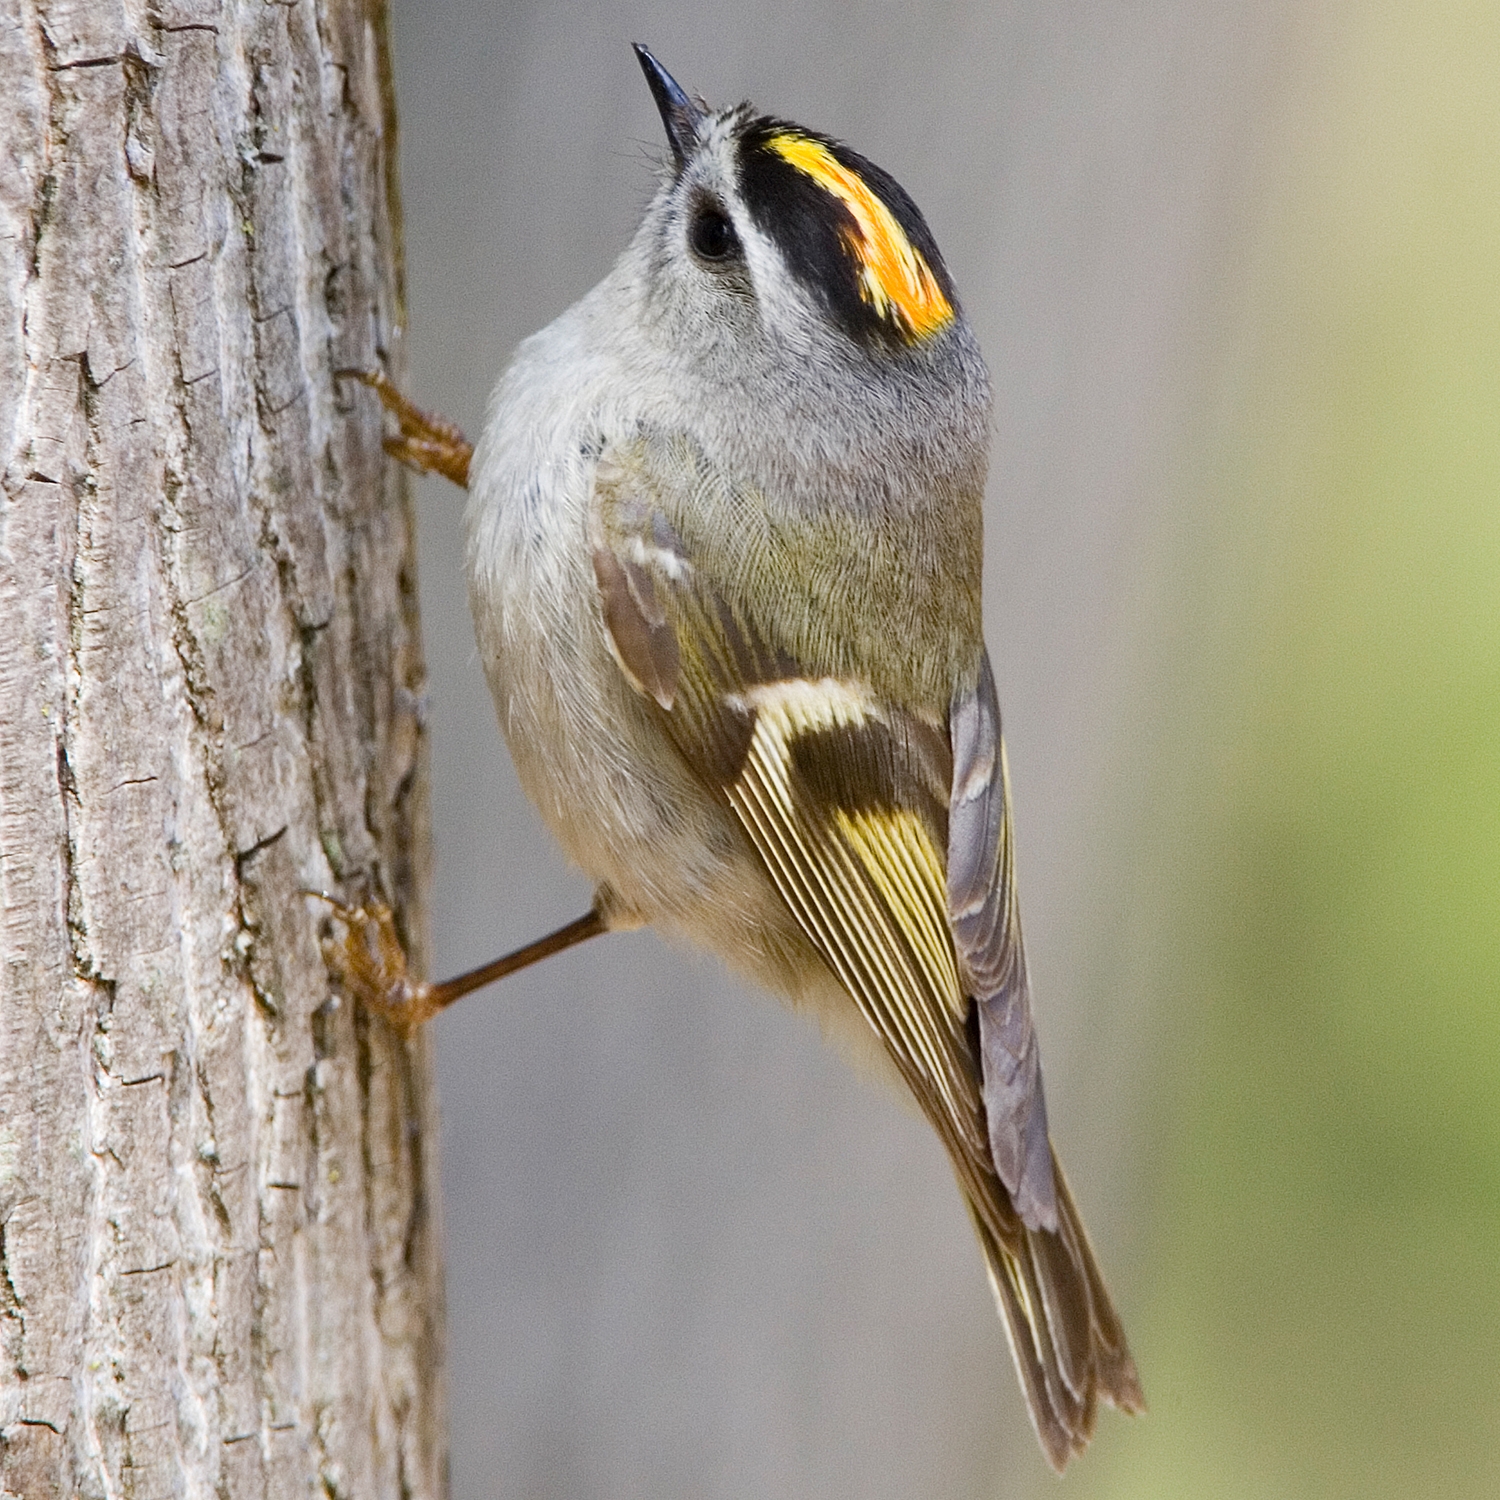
[767,133,954,341]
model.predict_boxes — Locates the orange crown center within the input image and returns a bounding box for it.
[767,133,954,340]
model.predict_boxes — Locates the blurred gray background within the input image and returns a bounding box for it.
[389,3,1287,1496]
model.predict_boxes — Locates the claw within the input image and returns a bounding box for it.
[311,892,440,1033]
[338,368,473,489]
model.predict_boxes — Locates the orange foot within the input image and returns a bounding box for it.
[340,368,473,489]
[315,895,445,1033]
[314,892,610,1032]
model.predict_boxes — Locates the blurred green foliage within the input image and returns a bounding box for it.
[1082,4,1500,1495]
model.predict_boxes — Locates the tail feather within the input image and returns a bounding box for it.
[966,1151,1143,1472]
[1055,1161,1146,1413]
[1029,1215,1094,1401]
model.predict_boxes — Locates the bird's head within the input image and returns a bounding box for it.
[630,46,964,365]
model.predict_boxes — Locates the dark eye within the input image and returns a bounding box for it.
[689,206,740,263]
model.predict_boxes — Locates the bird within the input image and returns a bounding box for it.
[328,45,1143,1470]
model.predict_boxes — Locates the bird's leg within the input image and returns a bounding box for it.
[327,371,576,1026]
[339,368,474,489]
[315,895,608,1033]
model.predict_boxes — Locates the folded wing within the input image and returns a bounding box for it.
[589,432,1143,1468]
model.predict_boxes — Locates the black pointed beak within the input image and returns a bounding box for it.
[633,44,705,166]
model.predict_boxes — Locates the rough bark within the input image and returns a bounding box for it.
[0,3,443,1497]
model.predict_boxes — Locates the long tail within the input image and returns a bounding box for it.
[966,1152,1144,1471]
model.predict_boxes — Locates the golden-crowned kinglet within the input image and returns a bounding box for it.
[334,45,1142,1469]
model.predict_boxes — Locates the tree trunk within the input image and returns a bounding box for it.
[0,4,444,1497]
